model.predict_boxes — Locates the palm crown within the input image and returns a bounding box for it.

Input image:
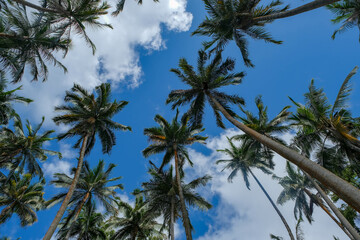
[53,83,131,155]
[0,173,45,226]
[166,50,245,128]
[193,0,288,67]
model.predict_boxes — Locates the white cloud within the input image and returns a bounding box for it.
[58,143,77,159]
[183,129,350,240]
[16,0,192,127]
[43,159,72,178]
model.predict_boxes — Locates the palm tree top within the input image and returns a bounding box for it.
[143,110,207,170]
[53,83,131,155]
[166,49,245,128]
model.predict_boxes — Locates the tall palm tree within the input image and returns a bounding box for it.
[193,0,340,67]
[216,138,295,240]
[327,0,360,41]
[57,201,107,240]
[166,50,360,213]
[143,111,207,240]
[0,116,60,177]
[0,2,70,82]
[0,76,32,125]
[44,83,131,240]
[9,0,112,54]
[141,163,212,240]
[47,159,123,239]
[0,173,45,226]
[112,0,159,16]
[107,195,164,240]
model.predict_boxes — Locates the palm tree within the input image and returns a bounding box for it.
[47,159,123,239]
[328,0,360,41]
[0,173,45,226]
[57,201,107,240]
[166,50,360,213]
[143,111,207,240]
[0,76,32,125]
[44,83,131,240]
[0,116,60,177]
[216,138,295,240]
[0,2,70,82]
[141,163,212,240]
[112,0,160,16]
[232,95,291,167]
[193,0,340,67]
[270,218,305,240]
[9,0,112,54]
[107,195,164,240]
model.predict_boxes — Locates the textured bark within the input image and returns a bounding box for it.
[249,169,295,240]
[43,134,89,240]
[208,95,360,213]
[174,148,192,240]
[305,173,360,240]
[254,0,340,22]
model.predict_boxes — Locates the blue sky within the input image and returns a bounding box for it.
[1,0,360,239]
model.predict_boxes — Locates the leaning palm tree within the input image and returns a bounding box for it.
[0,2,70,82]
[9,0,112,54]
[0,173,45,226]
[44,83,131,240]
[57,201,107,240]
[107,195,164,240]
[0,76,32,125]
[328,0,360,41]
[216,138,295,240]
[193,0,341,67]
[274,162,359,240]
[47,159,123,239]
[141,163,212,240]
[166,50,360,213]
[0,116,60,177]
[143,111,207,240]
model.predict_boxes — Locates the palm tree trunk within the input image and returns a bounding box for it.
[303,188,354,240]
[12,0,59,13]
[248,169,295,240]
[64,192,90,240]
[131,227,138,240]
[0,202,15,221]
[170,195,175,240]
[208,94,360,213]
[174,147,192,240]
[304,173,360,240]
[253,0,340,22]
[43,134,89,240]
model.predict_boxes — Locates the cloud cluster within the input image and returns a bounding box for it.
[184,129,350,240]
[16,0,192,127]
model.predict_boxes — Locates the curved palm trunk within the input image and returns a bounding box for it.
[253,0,339,22]
[170,195,175,240]
[303,189,354,240]
[12,0,58,13]
[174,147,192,240]
[43,134,89,240]
[208,95,360,213]
[64,192,90,240]
[304,173,360,240]
[248,169,295,240]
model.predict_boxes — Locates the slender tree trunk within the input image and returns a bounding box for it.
[12,0,59,13]
[131,227,138,240]
[174,147,192,240]
[170,195,175,240]
[64,192,90,240]
[253,0,340,22]
[208,95,360,213]
[0,202,15,221]
[43,134,89,240]
[304,173,360,240]
[248,169,295,240]
[303,189,354,240]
